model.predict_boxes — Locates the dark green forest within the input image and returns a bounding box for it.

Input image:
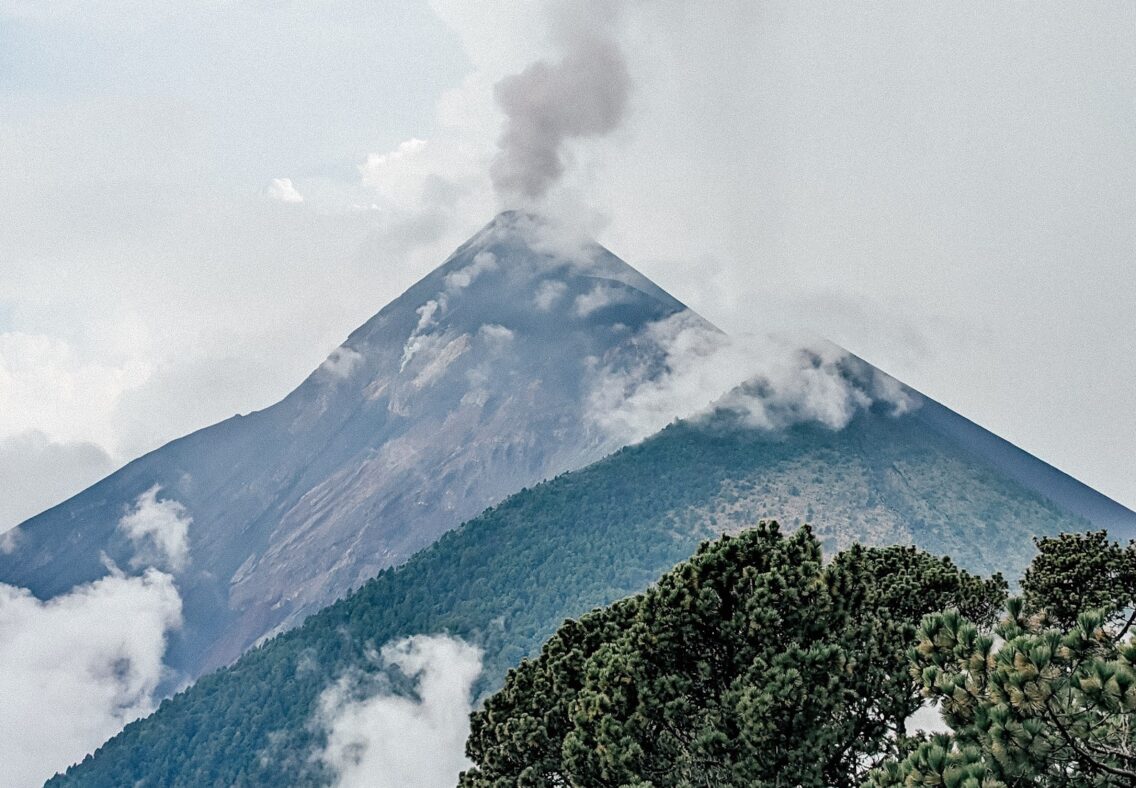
[464,527,1136,787]
[50,413,1084,786]
[462,522,1007,786]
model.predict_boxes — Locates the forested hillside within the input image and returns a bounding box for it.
[462,523,1006,786]
[462,528,1136,786]
[52,409,1089,785]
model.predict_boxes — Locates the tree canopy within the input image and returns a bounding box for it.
[461,522,1006,787]
[869,531,1136,787]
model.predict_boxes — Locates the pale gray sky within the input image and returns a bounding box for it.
[1,0,1133,528]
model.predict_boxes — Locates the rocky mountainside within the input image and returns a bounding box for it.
[0,212,707,679]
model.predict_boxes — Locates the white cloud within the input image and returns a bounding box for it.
[0,488,190,786]
[477,323,514,344]
[0,527,19,555]
[116,486,192,573]
[316,634,483,788]
[574,282,630,317]
[320,346,364,380]
[444,250,498,291]
[351,133,494,264]
[359,138,436,209]
[361,138,427,184]
[0,567,182,788]
[533,279,567,311]
[586,311,916,447]
[0,331,150,454]
[266,177,304,204]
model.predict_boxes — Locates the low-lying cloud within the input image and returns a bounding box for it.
[320,346,364,380]
[477,323,515,344]
[117,485,192,573]
[0,568,182,788]
[491,1,631,202]
[533,279,567,311]
[316,634,483,788]
[574,282,632,318]
[265,177,304,204]
[587,311,918,447]
[0,487,191,787]
[444,251,498,291]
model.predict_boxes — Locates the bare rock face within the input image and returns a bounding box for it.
[0,212,707,678]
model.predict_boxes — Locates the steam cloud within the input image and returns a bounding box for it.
[0,488,189,787]
[399,250,505,388]
[491,2,631,201]
[0,570,182,787]
[588,311,918,447]
[316,634,483,788]
[320,346,364,380]
[117,484,192,573]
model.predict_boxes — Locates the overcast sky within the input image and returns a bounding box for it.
[1,0,1133,530]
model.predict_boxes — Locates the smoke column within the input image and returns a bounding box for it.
[491,1,631,202]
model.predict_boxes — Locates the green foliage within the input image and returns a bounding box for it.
[1022,530,1136,628]
[865,734,1005,788]
[869,532,1136,787]
[461,523,1006,788]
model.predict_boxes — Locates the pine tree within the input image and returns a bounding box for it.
[868,531,1136,787]
[461,522,1005,787]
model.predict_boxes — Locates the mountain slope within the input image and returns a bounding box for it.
[50,405,1126,786]
[907,395,1136,535]
[0,211,706,679]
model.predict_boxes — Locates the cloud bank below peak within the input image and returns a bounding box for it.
[0,486,190,787]
[316,634,483,788]
[586,311,918,448]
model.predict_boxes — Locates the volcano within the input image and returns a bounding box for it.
[2,211,1132,684]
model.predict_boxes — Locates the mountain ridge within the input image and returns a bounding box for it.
[0,211,709,679]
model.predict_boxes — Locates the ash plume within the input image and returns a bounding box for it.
[491,2,631,202]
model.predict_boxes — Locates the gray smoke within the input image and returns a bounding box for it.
[491,2,631,202]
